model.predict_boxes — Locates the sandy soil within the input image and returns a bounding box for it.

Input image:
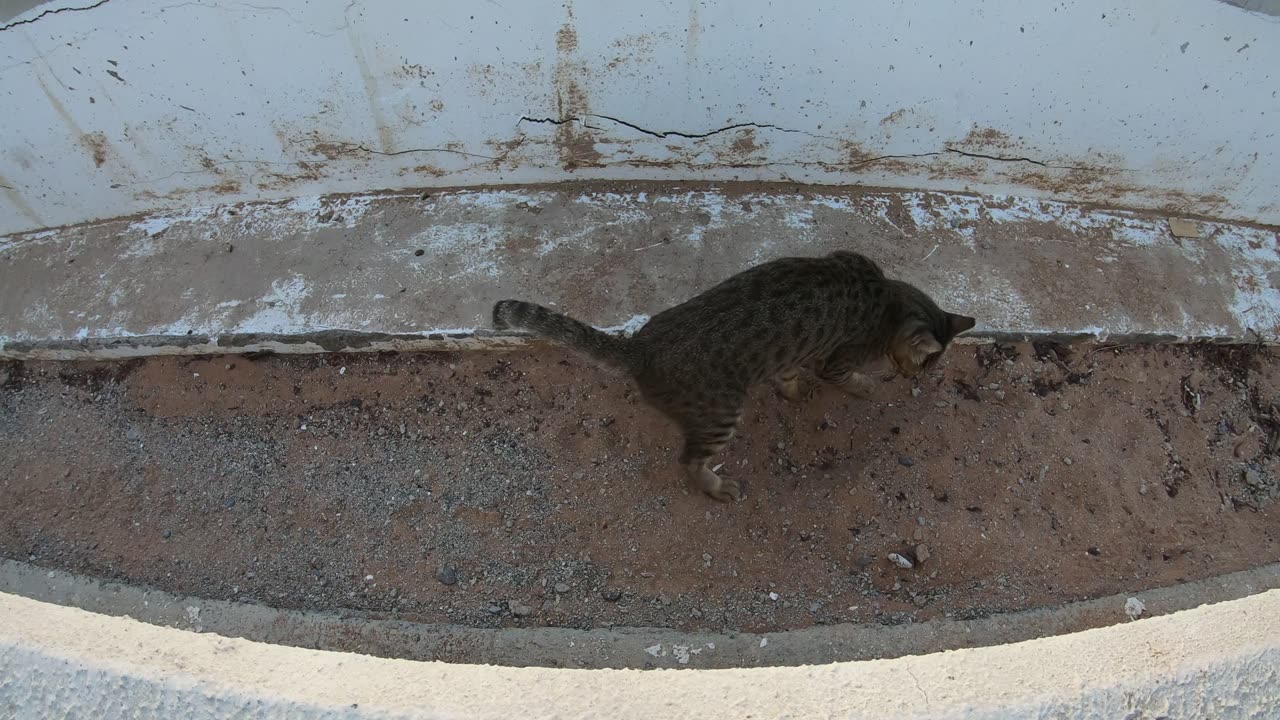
[0,341,1277,633]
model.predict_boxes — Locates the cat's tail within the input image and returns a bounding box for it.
[492,300,632,368]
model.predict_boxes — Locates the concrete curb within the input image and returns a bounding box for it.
[3,184,1278,361]
[3,559,1277,670]
[1,584,1277,718]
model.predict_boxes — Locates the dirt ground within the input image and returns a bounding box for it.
[0,341,1277,634]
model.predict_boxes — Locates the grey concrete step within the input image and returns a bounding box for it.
[2,183,1278,359]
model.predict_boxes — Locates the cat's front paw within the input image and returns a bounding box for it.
[697,467,742,502]
[839,372,877,399]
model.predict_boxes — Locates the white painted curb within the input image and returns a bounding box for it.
[2,589,1277,718]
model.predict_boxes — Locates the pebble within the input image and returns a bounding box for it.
[509,601,534,617]
[934,400,950,408]
[888,552,914,569]
[436,564,459,586]
[1243,468,1264,487]
[768,591,779,601]
[126,427,142,442]
[702,553,713,566]
[162,529,172,539]
[915,544,931,564]
[1124,597,1146,620]
[994,390,1006,401]
[1063,457,1074,466]
[223,498,236,509]
[554,582,570,594]
[913,528,924,541]
[911,387,921,397]
[602,589,623,602]
[572,471,585,481]
[897,456,915,468]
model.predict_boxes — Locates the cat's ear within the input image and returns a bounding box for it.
[946,313,976,339]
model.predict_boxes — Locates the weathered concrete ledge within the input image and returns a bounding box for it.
[2,558,1278,670]
[2,183,1278,360]
[2,585,1278,718]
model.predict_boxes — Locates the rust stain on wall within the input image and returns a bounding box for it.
[550,11,602,171]
[556,24,578,52]
[80,132,109,167]
[955,125,1016,150]
[879,108,908,126]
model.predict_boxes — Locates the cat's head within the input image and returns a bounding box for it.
[886,281,975,378]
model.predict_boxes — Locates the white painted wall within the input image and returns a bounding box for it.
[1,0,1278,235]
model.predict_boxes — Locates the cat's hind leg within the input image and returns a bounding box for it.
[678,406,744,502]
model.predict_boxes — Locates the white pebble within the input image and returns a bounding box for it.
[888,552,914,569]
[1124,597,1146,620]
[339,367,347,375]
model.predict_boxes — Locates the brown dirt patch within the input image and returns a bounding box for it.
[0,343,1277,633]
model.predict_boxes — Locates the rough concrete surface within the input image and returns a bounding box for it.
[2,185,1279,360]
[2,558,1277,671]
[1,589,1278,719]
[4,1,1279,232]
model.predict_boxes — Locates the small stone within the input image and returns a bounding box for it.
[509,601,534,617]
[1243,468,1264,487]
[339,366,347,375]
[994,390,1006,401]
[934,400,950,408]
[162,529,172,539]
[572,471,585,481]
[1124,596,1146,620]
[1063,457,1074,466]
[223,498,236,509]
[436,564,459,586]
[888,552,914,569]
[912,528,924,541]
[768,591,779,601]
[554,582,570,594]
[915,544,931,564]
[487,605,502,615]
[702,553,713,566]
[897,456,915,468]
[126,427,142,441]
[602,589,623,602]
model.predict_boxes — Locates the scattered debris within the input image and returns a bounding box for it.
[1124,597,1146,620]
[888,553,914,570]
[1167,218,1202,239]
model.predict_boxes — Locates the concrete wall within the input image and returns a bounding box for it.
[1,0,1278,235]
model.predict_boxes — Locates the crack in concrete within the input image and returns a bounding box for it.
[327,140,498,161]
[943,147,1101,171]
[515,115,1111,172]
[517,114,814,140]
[0,0,111,32]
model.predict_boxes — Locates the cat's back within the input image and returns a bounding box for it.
[634,251,885,350]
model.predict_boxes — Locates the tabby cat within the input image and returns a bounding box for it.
[493,250,975,502]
